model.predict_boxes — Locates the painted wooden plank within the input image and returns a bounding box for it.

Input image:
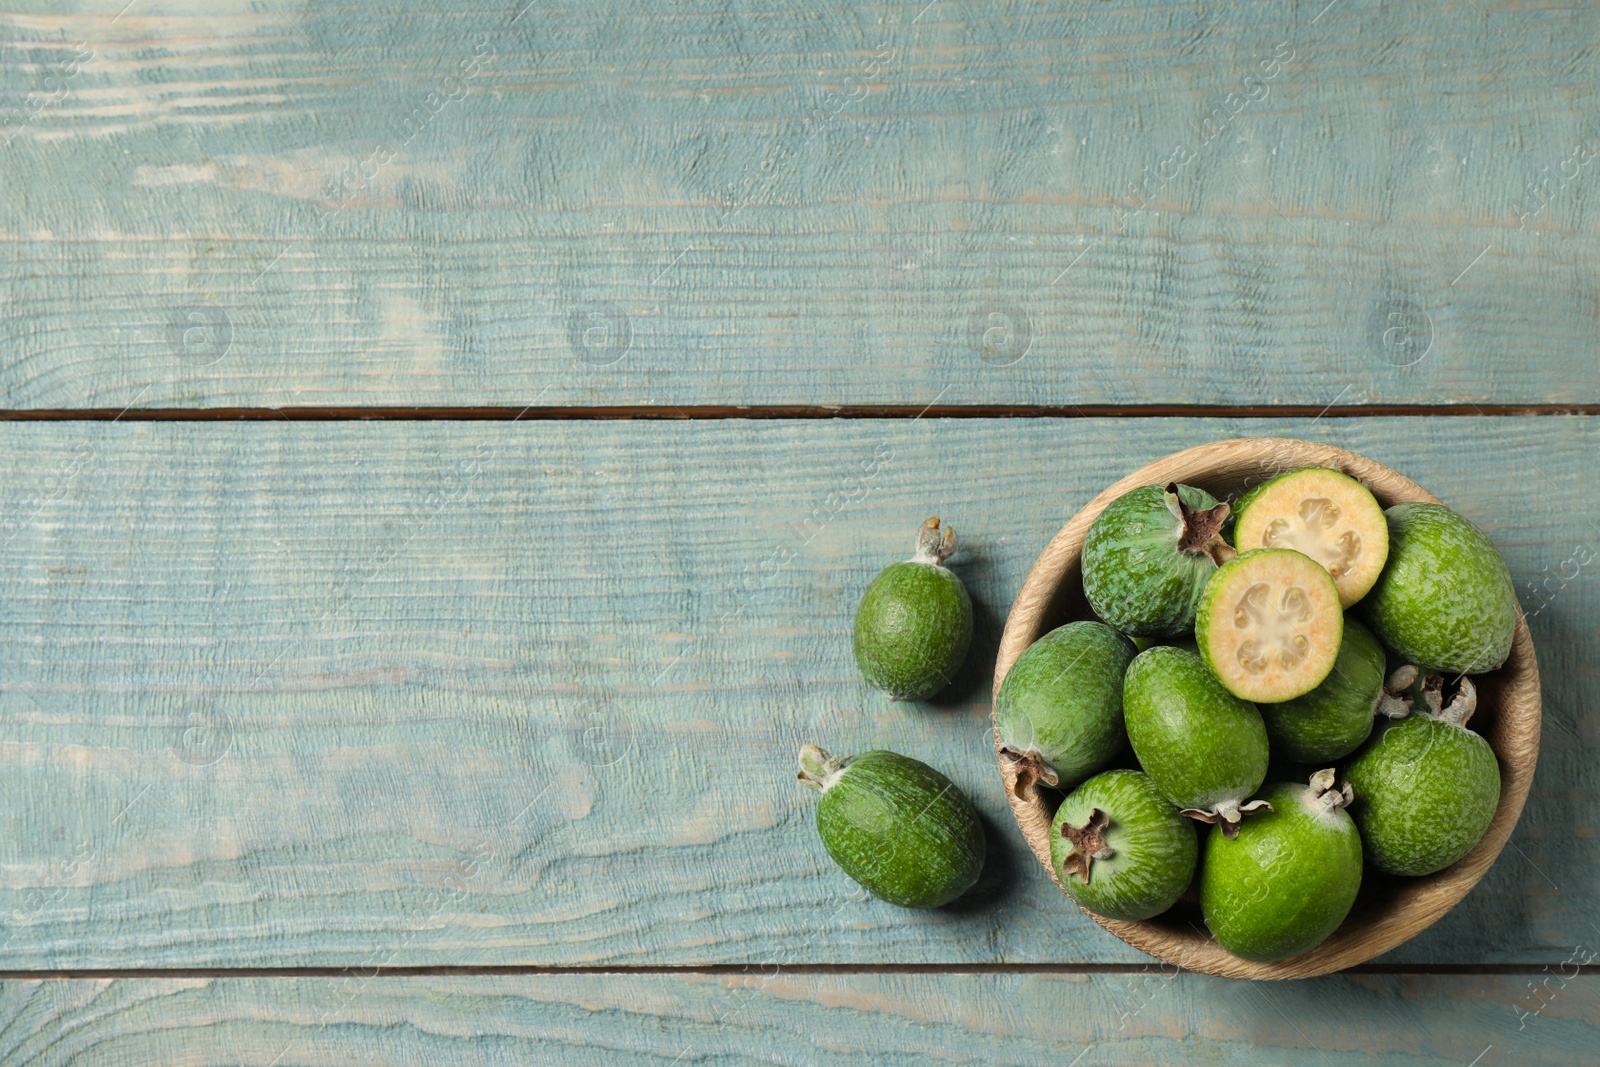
[0,973,1593,1065]
[2,1,1598,408]
[0,416,1593,969]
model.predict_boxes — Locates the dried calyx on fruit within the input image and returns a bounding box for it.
[1375,664,1477,724]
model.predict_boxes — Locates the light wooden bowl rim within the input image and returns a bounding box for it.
[991,437,1541,980]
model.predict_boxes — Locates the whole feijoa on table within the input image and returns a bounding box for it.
[1258,616,1389,764]
[1200,769,1364,962]
[1232,467,1389,607]
[1050,769,1198,922]
[853,517,973,700]
[1081,483,1234,638]
[1360,502,1517,674]
[1342,674,1501,876]
[1196,548,1344,703]
[994,621,1137,792]
[798,745,985,908]
[1122,645,1270,836]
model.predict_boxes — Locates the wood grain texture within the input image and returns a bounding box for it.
[2,0,1599,408]
[0,973,1594,1065]
[0,416,1593,970]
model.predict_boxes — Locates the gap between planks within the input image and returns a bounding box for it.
[0,964,1590,981]
[0,404,1597,422]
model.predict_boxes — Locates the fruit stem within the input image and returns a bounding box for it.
[1059,808,1113,885]
[1309,768,1354,813]
[797,745,851,792]
[1167,484,1234,564]
[912,516,958,566]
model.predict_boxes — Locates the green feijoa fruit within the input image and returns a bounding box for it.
[1122,645,1270,836]
[1050,769,1197,921]
[1233,467,1389,608]
[1343,680,1501,876]
[1196,548,1344,703]
[853,517,974,700]
[995,621,1137,792]
[1258,616,1387,763]
[1201,770,1363,962]
[797,745,985,908]
[1360,503,1517,674]
[1081,483,1233,639]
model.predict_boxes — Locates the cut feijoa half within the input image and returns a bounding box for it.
[1050,769,1198,922]
[1232,467,1389,608]
[1196,549,1344,703]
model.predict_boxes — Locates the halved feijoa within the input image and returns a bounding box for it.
[1196,549,1343,703]
[1050,769,1197,921]
[1233,468,1389,607]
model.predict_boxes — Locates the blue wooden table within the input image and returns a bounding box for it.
[1,0,1596,1062]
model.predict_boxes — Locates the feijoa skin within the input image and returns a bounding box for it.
[1050,770,1198,921]
[995,621,1137,792]
[1259,616,1387,763]
[853,518,973,700]
[1122,646,1270,835]
[1343,708,1501,877]
[1232,467,1390,608]
[798,745,985,909]
[1201,771,1363,962]
[1082,483,1234,639]
[1360,503,1517,674]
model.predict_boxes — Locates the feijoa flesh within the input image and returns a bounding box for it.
[1342,678,1501,876]
[1196,548,1344,703]
[995,621,1137,793]
[798,745,985,908]
[1232,467,1389,607]
[853,517,973,700]
[1360,503,1517,674]
[1122,645,1270,836]
[1082,483,1234,638]
[1258,616,1387,763]
[1200,770,1363,962]
[1050,769,1198,921]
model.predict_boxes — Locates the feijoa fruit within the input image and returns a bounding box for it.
[1196,548,1344,702]
[994,621,1137,793]
[853,517,974,700]
[1081,483,1234,638]
[1050,769,1197,921]
[798,745,985,908]
[1122,645,1270,836]
[1200,769,1363,962]
[1359,502,1517,674]
[1342,675,1501,876]
[1232,467,1389,607]
[1258,616,1387,763]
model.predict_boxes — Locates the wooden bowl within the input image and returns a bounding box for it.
[992,437,1541,980]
